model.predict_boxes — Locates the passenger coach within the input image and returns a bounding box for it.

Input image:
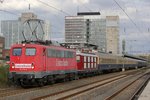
[76,52,98,77]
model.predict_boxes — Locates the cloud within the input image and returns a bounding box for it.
[73,0,89,4]
[142,18,150,23]
[125,7,137,15]
[1,0,33,10]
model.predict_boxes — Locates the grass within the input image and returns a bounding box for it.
[0,65,9,88]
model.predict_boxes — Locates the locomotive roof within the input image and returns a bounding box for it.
[11,43,75,52]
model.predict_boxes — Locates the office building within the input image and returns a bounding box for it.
[65,12,119,54]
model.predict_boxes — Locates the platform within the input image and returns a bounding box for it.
[138,81,150,100]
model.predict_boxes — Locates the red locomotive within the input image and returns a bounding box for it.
[9,42,77,87]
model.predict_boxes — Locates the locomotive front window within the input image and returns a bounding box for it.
[26,48,36,56]
[13,48,22,56]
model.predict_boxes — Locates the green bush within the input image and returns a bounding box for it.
[0,65,9,87]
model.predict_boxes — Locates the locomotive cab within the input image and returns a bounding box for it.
[9,44,46,86]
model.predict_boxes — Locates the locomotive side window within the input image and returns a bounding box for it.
[47,49,52,57]
[56,50,59,57]
[26,48,36,56]
[64,51,68,58]
[64,51,74,58]
[13,48,22,56]
[47,49,56,57]
[51,50,56,57]
[60,51,64,58]
[47,49,74,58]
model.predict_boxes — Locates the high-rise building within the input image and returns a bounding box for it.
[65,12,119,54]
[19,12,37,22]
[1,20,22,49]
[1,12,50,49]
[106,16,119,54]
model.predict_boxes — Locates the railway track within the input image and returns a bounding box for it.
[33,70,146,100]
[0,87,33,97]
[37,75,128,100]
[33,69,150,100]
[105,72,150,100]
[0,68,148,100]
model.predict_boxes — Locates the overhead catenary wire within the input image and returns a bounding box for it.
[25,0,64,30]
[112,0,150,54]
[24,0,67,41]
[36,0,70,16]
[113,0,142,33]
[0,9,19,16]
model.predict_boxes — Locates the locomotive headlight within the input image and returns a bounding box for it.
[22,43,26,47]
[12,63,15,68]
[31,66,34,69]
[12,65,15,68]
[31,63,34,69]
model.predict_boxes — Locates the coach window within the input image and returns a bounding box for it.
[94,57,96,62]
[91,57,93,62]
[91,63,93,68]
[76,56,80,62]
[84,56,86,62]
[84,63,86,69]
[88,63,90,68]
[26,48,36,56]
[13,48,22,56]
[88,57,90,62]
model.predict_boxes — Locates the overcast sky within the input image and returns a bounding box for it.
[0,0,150,54]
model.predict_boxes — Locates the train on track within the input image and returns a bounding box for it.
[8,41,147,87]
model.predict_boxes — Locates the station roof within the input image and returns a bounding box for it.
[123,54,147,61]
